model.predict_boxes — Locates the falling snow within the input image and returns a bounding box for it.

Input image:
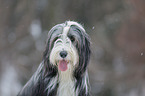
[141,52,144,56]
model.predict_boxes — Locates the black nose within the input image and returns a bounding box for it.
[60,51,67,58]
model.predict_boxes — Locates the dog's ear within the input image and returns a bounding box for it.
[43,24,63,76]
[74,29,91,79]
[43,36,58,77]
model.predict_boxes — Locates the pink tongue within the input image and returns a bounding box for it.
[58,60,68,71]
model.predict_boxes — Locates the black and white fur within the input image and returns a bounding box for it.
[18,21,91,96]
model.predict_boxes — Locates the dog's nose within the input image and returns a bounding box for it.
[60,51,67,58]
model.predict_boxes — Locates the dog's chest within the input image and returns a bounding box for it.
[57,70,75,96]
[57,80,75,96]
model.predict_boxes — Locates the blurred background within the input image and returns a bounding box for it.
[0,0,145,96]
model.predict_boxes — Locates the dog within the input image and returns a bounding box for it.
[18,21,91,96]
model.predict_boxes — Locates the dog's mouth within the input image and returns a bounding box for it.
[58,60,68,71]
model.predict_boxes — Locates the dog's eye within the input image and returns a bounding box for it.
[53,37,58,42]
[69,36,75,42]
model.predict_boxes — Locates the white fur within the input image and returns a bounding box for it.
[66,21,85,33]
[57,62,75,96]
[49,41,78,66]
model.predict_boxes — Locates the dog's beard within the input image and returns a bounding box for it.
[49,37,78,72]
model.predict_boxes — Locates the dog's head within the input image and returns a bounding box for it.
[43,21,91,77]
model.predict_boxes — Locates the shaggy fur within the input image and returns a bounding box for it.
[18,21,91,96]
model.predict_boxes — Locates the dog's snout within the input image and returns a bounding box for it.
[60,51,67,58]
